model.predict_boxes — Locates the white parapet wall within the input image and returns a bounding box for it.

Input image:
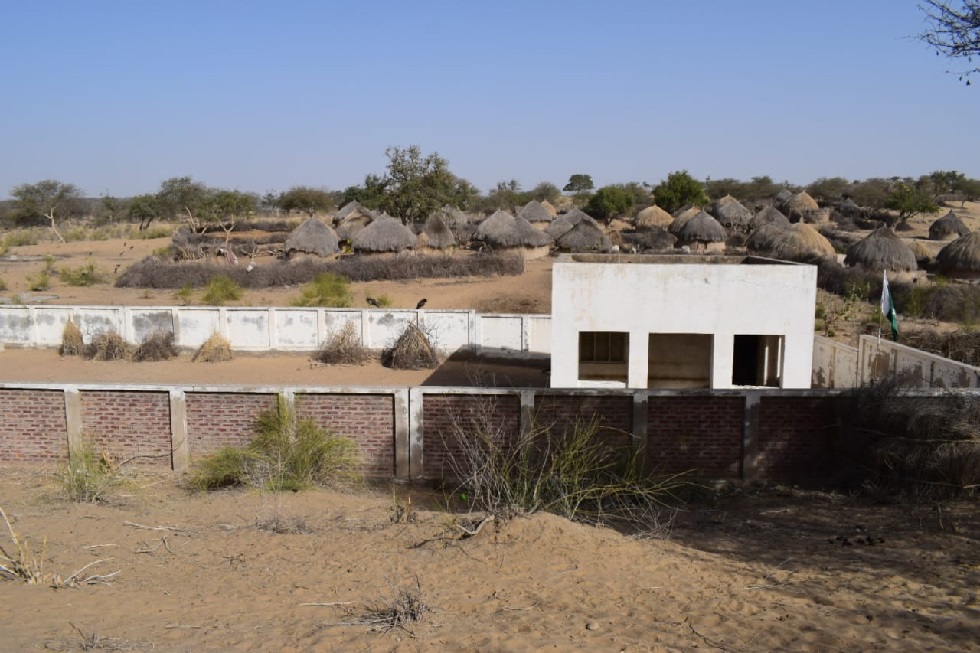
[0,305,551,357]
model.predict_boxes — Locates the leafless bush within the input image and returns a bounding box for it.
[342,577,428,634]
[313,322,369,365]
[192,333,233,363]
[60,321,84,356]
[382,324,439,370]
[84,332,132,361]
[132,331,178,362]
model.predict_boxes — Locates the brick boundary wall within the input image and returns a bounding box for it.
[80,390,173,469]
[0,389,69,463]
[647,396,745,477]
[295,393,396,478]
[185,392,279,457]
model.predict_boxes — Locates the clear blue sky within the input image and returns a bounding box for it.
[1,1,976,199]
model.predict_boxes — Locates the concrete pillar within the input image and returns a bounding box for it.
[64,387,84,462]
[627,330,648,389]
[631,391,649,469]
[519,390,536,438]
[741,391,762,481]
[405,388,424,480]
[169,389,190,473]
[394,389,415,480]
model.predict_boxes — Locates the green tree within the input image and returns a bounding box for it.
[918,1,980,84]
[127,194,163,230]
[651,171,709,213]
[529,181,561,204]
[155,176,209,231]
[586,185,636,220]
[485,179,523,212]
[339,174,387,210]
[199,189,255,243]
[563,174,594,193]
[849,178,892,212]
[954,177,980,204]
[806,177,853,204]
[885,182,940,225]
[278,186,334,217]
[379,145,473,224]
[9,179,84,242]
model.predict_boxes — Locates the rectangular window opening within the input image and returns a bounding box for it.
[648,333,712,389]
[732,334,783,387]
[578,331,629,383]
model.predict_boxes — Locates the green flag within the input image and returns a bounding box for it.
[880,271,898,341]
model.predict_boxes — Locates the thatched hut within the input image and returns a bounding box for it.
[335,201,363,222]
[781,191,820,222]
[844,227,917,272]
[637,227,677,252]
[675,211,727,253]
[350,216,416,253]
[746,223,788,254]
[838,198,862,219]
[518,200,555,224]
[545,215,574,240]
[770,223,836,260]
[474,210,552,258]
[711,195,753,232]
[284,218,340,258]
[937,231,980,279]
[540,200,559,217]
[929,211,970,241]
[750,206,790,231]
[909,240,935,267]
[416,212,457,251]
[669,205,702,234]
[634,205,673,230]
[555,221,611,252]
[336,208,378,241]
[774,189,794,205]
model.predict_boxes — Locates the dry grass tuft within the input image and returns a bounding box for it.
[313,322,370,365]
[132,331,178,362]
[382,324,439,370]
[60,321,84,357]
[84,332,132,361]
[193,332,233,363]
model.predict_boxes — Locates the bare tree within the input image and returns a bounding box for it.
[918,1,980,84]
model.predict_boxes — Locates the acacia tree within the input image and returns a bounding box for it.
[651,171,709,213]
[886,182,940,225]
[918,1,980,84]
[379,146,476,224]
[586,185,635,220]
[278,186,334,217]
[155,176,209,231]
[562,174,594,193]
[199,189,255,245]
[9,179,84,242]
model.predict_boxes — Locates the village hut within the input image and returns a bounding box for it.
[350,215,416,253]
[416,212,457,251]
[770,223,836,260]
[936,231,980,279]
[774,188,794,205]
[746,223,788,254]
[283,218,340,258]
[781,191,820,222]
[844,227,917,272]
[928,211,970,241]
[675,211,728,253]
[518,200,554,224]
[634,205,674,230]
[711,195,753,232]
[909,240,935,267]
[838,198,862,219]
[540,200,559,217]
[637,227,677,252]
[334,200,363,222]
[750,206,791,231]
[336,207,378,241]
[669,205,702,234]
[545,215,575,240]
[474,210,552,258]
[555,220,611,252]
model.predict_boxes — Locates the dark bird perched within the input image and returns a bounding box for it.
[415,298,427,310]
[366,297,380,308]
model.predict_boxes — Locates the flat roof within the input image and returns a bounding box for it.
[558,254,807,266]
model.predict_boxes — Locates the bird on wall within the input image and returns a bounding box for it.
[367,297,380,308]
[416,298,427,310]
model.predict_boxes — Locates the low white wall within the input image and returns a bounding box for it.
[811,336,859,388]
[0,305,550,357]
[859,335,980,389]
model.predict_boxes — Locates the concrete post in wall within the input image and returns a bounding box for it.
[519,390,536,439]
[64,386,84,462]
[741,391,762,481]
[394,389,416,480]
[170,389,190,473]
[631,391,649,470]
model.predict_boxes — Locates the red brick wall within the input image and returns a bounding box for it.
[422,394,521,480]
[758,397,839,482]
[647,397,744,477]
[0,389,68,463]
[185,392,279,456]
[295,394,395,478]
[80,391,172,468]
[534,395,635,450]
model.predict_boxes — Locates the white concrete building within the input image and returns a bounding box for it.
[550,254,817,389]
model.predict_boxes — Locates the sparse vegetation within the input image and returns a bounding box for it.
[59,260,104,286]
[193,332,233,363]
[382,323,439,370]
[291,272,352,307]
[313,322,370,365]
[132,331,178,362]
[174,282,194,304]
[26,271,50,292]
[200,275,242,305]
[61,441,117,503]
[84,331,132,361]
[60,321,84,356]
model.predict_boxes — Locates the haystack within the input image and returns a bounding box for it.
[417,212,456,250]
[937,231,980,279]
[781,191,820,222]
[351,216,416,253]
[928,211,970,241]
[844,227,917,272]
[635,205,673,230]
[284,218,340,257]
[675,211,728,252]
[770,223,836,260]
[750,206,791,231]
[382,324,439,370]
[518,200,554,224]
[746,223,788,254]
[555,221,611,252]
[711,195,752,232]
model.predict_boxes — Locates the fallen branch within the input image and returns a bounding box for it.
[455,515,495,538]
[689,622,735,652]
[301,601,354,607]
[123,521,188,534]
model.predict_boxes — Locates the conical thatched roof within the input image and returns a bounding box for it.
[669,205,701,233]
[540,200,559,217]
[638,227,677,252]
[431,205,469,226]
[844,227,917,272]
[474,211,552,248]
[746,223,788,253]
[782,191,820,221]
[712,195,753,231]
[909,240,934,266]
[555,221,610,252]
[937,231,980,275]
[750,206,791,231]
[771,223,835,259]
[774,189,794,205]
[545,215,574,240]
[672,205,700,220]
[284,218,340,256]
[335,201,362,221]
[676,211,727,243]
[350,216,416,253]
[418,213,456,249]
[560,208,599,226]
[518,200,554,223]
[929,211,970,241]
[635,205,674,230]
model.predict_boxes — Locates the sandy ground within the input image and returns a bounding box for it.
[1,466,978,652]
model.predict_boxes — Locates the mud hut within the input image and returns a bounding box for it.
[474,211,552,258]
[781,191,820,223]
[634,205,673,230]
[711,195,753,232]
[416,212,457,251]
[937,231,980,279]
[750,206,790,231]
[746,223,788,254]
[283,218,340,258]
[928,211,970,241]
[675,211,727,253]
[770,223,836,260]
[350,216,416,253]
[555,221,611,252]
[518,200,555,224]
[844,227,917,272]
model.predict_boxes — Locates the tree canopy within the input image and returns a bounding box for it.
[651,171,709,213]
[377,145,477,223]
[563,174,594,193]
[918,1,980,84]
[278,186,334,217]
[9,179,84,242]
[885,182,940,224]
[586,185,636,220]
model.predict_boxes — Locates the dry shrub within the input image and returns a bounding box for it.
[193,332,233,363]
[132,331,178,362]
[343,577,429,633]
[60,321,84,356]
[314,322,369,365]
[382,324,439,370]
[84,332,132,361]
